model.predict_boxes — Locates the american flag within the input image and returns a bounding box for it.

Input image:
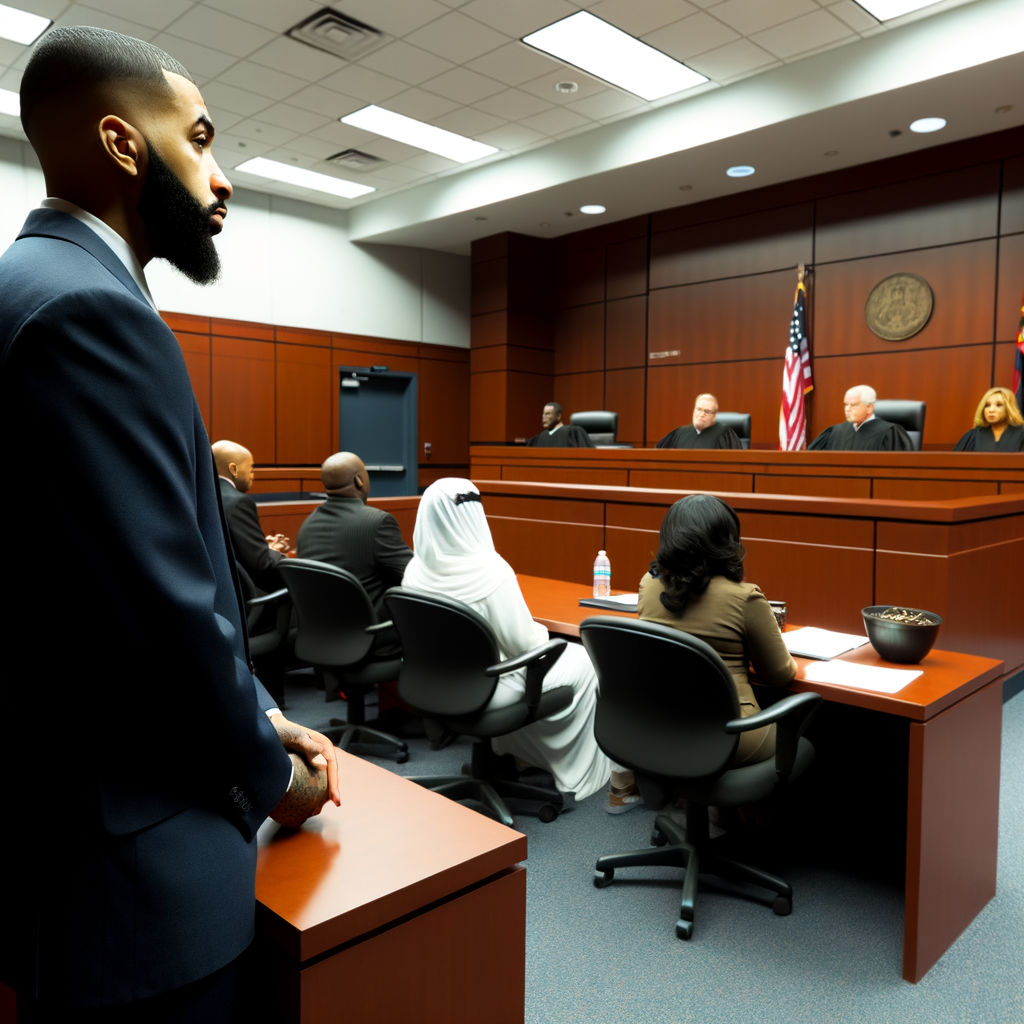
[1015,287,1024,412]
[779,276,813,450]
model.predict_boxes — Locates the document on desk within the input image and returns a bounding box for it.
[803,658,922,694]
[579,593,639,612]
[782,627,871,660]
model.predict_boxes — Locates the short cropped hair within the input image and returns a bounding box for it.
[973,387,1024,428]
[20,25,193,136]
[544,402,562,416]
[845,385,877,405]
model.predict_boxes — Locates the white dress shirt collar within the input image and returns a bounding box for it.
[40,197,158,313]
[852,413,876,432]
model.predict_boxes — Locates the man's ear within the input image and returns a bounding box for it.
[227,461,238,478]
[99,115,145,178]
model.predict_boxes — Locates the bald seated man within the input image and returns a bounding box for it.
[0,26,339,1022]
[213,440,290,594]
[808,385,913,451]
[656,393,743,449]
[297,453,413,646]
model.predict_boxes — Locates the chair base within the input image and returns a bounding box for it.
[325,718,409,763]
[593,804,792,939]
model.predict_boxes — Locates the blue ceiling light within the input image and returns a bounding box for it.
[726,165,755,177]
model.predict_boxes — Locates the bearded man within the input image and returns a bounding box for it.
[0,26,339,1023]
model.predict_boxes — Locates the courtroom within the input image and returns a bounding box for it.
[1,1,1022,1023]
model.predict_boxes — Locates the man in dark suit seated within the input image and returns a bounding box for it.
[0,26,340,1022]
[655,393,743,449]
[526,401,595,447]
[808,385,914,451]
[213,439,290,594]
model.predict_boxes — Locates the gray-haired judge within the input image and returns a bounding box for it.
[808,385,913,451]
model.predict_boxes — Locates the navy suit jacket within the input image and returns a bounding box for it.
[0,209,292,1006]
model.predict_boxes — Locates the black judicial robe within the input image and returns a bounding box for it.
[953,424,1024,452]
[656,423,743,449]
[526,424,595,447]
[808,417,914,451]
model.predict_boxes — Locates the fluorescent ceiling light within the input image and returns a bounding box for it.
[853,0,944,20]
[522,11,707,102]
[0,2,50,44]
[726,165,755,177]
[341,105,497,164]
[580,205,605,214]
[909,116,946,133]
[233,157,375,199]
[0,87,18,117]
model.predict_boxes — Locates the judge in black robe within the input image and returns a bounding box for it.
[953,386,1024,452]
[954,425,1024,452]
[808,385,914,451]
[656,393,743,449]
[526,401,596,448]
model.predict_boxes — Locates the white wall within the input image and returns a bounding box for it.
[0,136,470,348]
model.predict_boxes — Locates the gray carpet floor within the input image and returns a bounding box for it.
[282,674,1024,1024]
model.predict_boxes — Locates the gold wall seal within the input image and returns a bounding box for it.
[864,273,933,341]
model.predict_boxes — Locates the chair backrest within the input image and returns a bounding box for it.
[278,558,376,668]
[715,411,751,449]
[873,400,925,450]
[571,410,618,445]
[580,617,740,779]
[384,587,502,717]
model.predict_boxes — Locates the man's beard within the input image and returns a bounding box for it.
[139,141,222,285]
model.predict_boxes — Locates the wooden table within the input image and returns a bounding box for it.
[255,751,527,1023]
[517,574,1005,984]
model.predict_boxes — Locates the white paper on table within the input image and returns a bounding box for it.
[802,658,922,694]
[782,627,872,660]
[601,593,640,606]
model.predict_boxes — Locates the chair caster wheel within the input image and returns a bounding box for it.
[396,751,409,764]
[651,829,668,847]
[675,919,694,940]
[538,804,558,823]
[772,896,791,916]
[593,869,614,888]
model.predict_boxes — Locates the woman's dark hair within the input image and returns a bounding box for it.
[651,494,745,613]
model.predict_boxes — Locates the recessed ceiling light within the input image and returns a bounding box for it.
[726,165,755,177]
[0,2,50,45]
[0,87,18,117]
[523,11,707,102]
[678,184,692,191]
[824,150,839,156]
[580,205,606,215]
[853,0,944,20]
[555,81,578,94]
[909,117,946,133]
[341,105,497,164]
[994,105,1013,114]
[473,216,487,221]
[234,157,375,199]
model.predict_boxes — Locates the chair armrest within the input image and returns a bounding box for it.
[245,588,288,631]
[726,691,822,783]
[723,692,820,733]
[486,639,567,721]
[485,638,566,677]
[365,620,393,634]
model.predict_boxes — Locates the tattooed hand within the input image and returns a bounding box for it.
[270,715,341,808]
[270,752,330,829]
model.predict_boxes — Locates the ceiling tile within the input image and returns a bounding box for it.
[465,41,560,86]
[261,146,320,168]
[205,108,243,133]
[283,134,349,160]
[473,87,553,120]
[217,134,274,164]
[217,61,307,101]
[203,0,322,34]
[248,102,333,134]
[199,80,274,117]
[54,6,157,42]
[166,5,279,57]
[587,0,700,37]
[707,0,819,36]
[474,122,548,151]
[308,120,379,149]
[827,0,880,32]
[81,0,194,31]
[751,9,853,60]
[228,118,299,147]
[333,0,451,36]
[402,152,460,173]
[151,34,239,78]
[686,37,779,79]
[358,41,456,86]
[247,36,347,83]
[421,67,506,103]
[3,0,71,17]
[318,64,408,102]
[642,11,740,60]
[458,0,576,38]
[431,106,505,136]
[404,11,509,64]
[0,39,25,66]
[564,89,644,120]
[519,68,608,104]
[554,122,595,141]
[359,137,425,162]
[384,88,463,121]
[0,67,23,92]
[287,84,364,119]
[371,164,434,182]
[518,105,591,136]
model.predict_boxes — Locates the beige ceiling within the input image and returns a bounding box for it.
[0,0,977,210]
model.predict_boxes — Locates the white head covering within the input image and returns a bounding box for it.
[403,478,516,604]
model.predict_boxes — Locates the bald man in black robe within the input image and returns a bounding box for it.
[808,385,913,451]
[656,393,743,449]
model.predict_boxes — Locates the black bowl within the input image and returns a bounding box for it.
[862,606,942,664]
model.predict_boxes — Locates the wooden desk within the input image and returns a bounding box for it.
[256,751,527,1023]
[517,574,1004,985]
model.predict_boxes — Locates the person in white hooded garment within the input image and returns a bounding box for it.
[402,478,614,804]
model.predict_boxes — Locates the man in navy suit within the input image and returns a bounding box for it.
[0,26,339,1022]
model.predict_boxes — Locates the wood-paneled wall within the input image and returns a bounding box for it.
[163,312,470,486]
[470,125,1024,450]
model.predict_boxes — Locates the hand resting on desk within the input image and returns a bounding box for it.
[269,714,341,828]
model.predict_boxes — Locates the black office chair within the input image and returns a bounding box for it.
[715,411,752,450]
[873,400,926,450]
[570,410,632,448]
[384,586,574,825]
[245,587,292,707]
[278,559,408,762]
[580,616,821,940]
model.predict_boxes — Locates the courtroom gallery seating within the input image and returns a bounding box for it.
[581,616,822,939]
[715,412,752,449]
[873,400,927,451]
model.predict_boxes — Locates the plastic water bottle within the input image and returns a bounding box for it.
[593,550,611,598]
